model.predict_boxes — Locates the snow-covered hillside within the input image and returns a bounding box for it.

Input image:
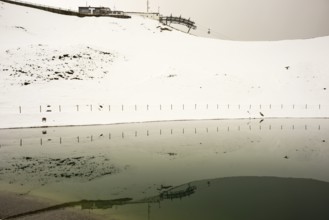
[0,1,329,128]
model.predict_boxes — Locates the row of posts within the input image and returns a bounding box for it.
[18,104,323,114]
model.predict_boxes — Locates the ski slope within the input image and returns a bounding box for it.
[0,1,329,128]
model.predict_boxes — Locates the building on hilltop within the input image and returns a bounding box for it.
[78,7,111,15]
[78,6,127,17]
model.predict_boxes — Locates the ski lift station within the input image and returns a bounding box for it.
[78,6,126,17]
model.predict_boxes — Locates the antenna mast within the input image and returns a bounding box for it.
[147,0,150,12]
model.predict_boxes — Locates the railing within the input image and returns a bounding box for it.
[160,15,197,32]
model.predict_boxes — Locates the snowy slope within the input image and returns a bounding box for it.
[0,1,329,128]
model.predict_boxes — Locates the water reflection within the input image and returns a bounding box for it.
[4,177,329,220]
[0,119,328,219]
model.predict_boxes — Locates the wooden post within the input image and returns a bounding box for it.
[19,106,22,114]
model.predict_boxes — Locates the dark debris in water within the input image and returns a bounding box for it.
[0,155,121,186]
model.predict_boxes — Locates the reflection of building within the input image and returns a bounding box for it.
[80,198,132,210]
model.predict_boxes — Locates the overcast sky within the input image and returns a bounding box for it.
[27,0,329,40]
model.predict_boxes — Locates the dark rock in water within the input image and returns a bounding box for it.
[284,156,289,159]
[23,82,30,86]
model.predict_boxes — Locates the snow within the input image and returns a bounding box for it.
[0,1,329,129]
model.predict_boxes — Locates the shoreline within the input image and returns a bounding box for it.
[0,116,328,130]
[0,190,101,220]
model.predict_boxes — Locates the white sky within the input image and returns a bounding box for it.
[23,0,329,40]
